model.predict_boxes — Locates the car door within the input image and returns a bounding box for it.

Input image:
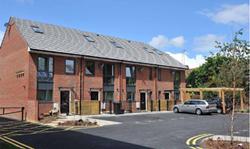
[181,101,191,112]
[189,101,197,113]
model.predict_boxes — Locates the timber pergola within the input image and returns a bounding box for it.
[180,87,245,114]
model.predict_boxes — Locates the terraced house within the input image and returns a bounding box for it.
[0,17,188,121]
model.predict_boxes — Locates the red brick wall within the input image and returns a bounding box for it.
[0,23,38,121]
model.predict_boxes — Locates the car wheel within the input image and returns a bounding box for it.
[195,109,202,115]
[217,108,222,114]
[173,107,179,113]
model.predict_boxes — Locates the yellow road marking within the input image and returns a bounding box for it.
[192,134,213,145]
[3,136,34,149]
[0,136,25,149]
[186,133,211,145]
[65,126,74,130]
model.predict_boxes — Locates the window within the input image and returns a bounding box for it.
[149,68,152,80]
[165,92,170,100]
[38,57,46,71]
[103,91,114,101]
[184,101,191,105]
[90,91,99,100]
[110,41,123,48]
[85,61,95,76]
[103,64,114,85]
[65,59,75,74]
[174,71,181,90]
[37,56,53,101]
[158,68,161,81]
[83,34,95,42]
[37,57,53,82]
[126,66,136,86]
[37,90,53,101]
[31,25,43,34]
[127,92,135,101]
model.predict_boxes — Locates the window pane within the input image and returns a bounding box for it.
[85,61,95,75]
[91,92,99,100]
[126,66,136,86]
[104,64,114,76]
[127,92,135,101]
[65,59,75,74]
[165,93,170,100]
[38,57,46,71]
[149,68,152,80]
[48,57,53,72]
[38,90,53,101]
[104,91,113,101]
[158,68,161,81]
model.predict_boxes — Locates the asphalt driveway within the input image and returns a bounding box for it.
[0,112,249,149]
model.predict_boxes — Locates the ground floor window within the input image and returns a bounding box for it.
[165,92,170,100]
[37,89,53,101]
[103,91,114,102]
[91,91,99,100]
[127,92,135,101]
[37,82,53,101]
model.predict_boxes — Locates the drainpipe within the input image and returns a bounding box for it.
[79,57,83,115]
[119,63,122,101]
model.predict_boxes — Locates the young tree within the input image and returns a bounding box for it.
[215,29,249,145]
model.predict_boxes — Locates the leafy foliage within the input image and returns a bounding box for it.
[186,29,249,95]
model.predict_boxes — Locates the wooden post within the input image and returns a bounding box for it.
[218,90,222,98]
[221,90,226,114]
[180,90,184,103]
[240,91,244,111]
[200,90,203,100]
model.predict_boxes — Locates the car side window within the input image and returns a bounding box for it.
[190,101,197,105]
[184,101,190,105]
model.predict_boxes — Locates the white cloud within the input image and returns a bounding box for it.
[166,52,206,69]
[0,30,4,46]
[201,3,249,25]
[193,34,224,52]
[149,35,185,49]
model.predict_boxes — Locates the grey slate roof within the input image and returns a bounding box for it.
[11,17,187,69]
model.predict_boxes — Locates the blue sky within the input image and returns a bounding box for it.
[0,0,249,68]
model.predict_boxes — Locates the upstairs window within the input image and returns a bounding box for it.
[65,59,75,74]
[31,25,44,34]
[37,56,53,82]
[110,41,123,49]
[158,68,162,81]
[126,66,136,86]
[149,68,152,80]
[103,64,114,85]
[38,57,46,71]
[85,61,95,76]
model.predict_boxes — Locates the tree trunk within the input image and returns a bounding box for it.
[230,77,236,145]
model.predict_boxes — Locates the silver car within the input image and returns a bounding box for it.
[173,99,217,115]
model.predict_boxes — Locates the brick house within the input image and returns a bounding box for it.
[0,17,188,121]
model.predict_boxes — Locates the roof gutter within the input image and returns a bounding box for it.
[29,48,188,70]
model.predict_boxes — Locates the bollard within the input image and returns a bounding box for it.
[109,100,112,114]
[151,100,153,112]
[158,100,161,111]
[21,107,24,121]
[167,100,169,111]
